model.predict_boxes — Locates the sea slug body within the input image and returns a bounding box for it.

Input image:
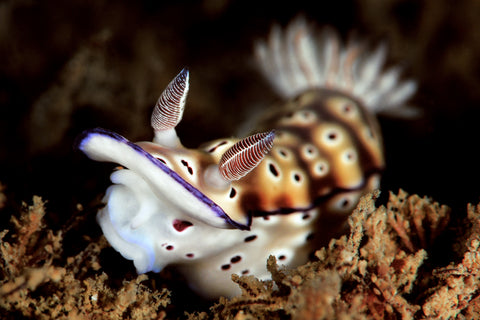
[77,17,416,299]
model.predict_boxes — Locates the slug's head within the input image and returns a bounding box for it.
[77,68,275,273]
[137,68,275,229]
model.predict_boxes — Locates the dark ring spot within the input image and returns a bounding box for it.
[269,163,279,177]
[343,103,353,113]
[244,235,257,242]
[221,264,231,270]
[278,149,288,157]
[173,219,193,232]
[231,256,241,263]
[181,159,194,175]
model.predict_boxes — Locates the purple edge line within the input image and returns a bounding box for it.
[75,127,251,231]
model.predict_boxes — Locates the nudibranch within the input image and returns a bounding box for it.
[76,17,416,299]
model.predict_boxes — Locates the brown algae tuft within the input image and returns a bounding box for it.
[3,190,480,319]
[0,196,170,320]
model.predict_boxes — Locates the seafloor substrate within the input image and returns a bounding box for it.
[1,187,479,319]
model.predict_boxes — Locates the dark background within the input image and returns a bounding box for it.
[1,0,479,252]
